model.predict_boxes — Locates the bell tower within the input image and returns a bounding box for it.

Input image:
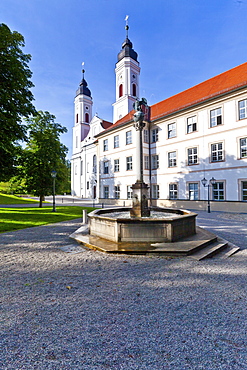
[72,67,92,154]
[113,16,140,123]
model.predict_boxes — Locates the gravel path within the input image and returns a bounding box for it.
[1,218,247,369]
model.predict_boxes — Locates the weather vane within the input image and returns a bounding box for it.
[82,62,85,77]
[125,15,129,37]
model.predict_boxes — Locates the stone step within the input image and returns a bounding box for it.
[211,240,240,259]
[190,239,228,260]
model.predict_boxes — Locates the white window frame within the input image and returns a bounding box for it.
[152,154,159,169]
[103,161,109,174]
[126,156,133,171]
[114,159,120,172]
[212,181,225,201]
[188,147,198,165]
[169,183,178,199]
[152,184,160,199]
[168,151,177,167]
[127,185,133,199]
[188,182,199,200]
[151,128,159,143]
[239,99,247,120]
[240,138,247,158]
[143,129,149,143]
[168,123,176,139]
[114,135,119,148]
[187,116,197,133]
[114,185,120,199]
[103,139,108,151]
[211,142,224,162]
[144,155,149,170]
[210,107,222,127]
[126,130,132,145]
[241,181,247,201]
[103,186,109,199]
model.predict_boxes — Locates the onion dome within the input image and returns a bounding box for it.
[76,69,91,97]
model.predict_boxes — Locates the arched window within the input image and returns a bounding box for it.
[76,113,79,123]
[132,83,137,97]
[119,84,123,98]
[85,113,89,123]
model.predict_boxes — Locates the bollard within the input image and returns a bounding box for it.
[102,203,104,208]
[82,209,88,224]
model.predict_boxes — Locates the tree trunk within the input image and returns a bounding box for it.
[39,195,43,208]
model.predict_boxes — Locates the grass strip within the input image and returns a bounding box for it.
[0,206,95,233]
[0,193,39,204]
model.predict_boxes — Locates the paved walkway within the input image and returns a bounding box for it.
[1,210,247,369]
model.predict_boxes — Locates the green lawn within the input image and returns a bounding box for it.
[0,193,39,204]
[0,206,95,233]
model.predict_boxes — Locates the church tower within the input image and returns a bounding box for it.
[72,68,92,154]
[113,18,140,123]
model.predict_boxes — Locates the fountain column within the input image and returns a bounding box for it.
[130,98,150,217]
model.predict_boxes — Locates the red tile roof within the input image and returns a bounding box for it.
[102,62,247,134]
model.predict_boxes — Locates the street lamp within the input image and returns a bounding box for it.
[51,170,57,212]
[201,176,216,213]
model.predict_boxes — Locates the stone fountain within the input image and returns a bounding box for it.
[70,99,222,257]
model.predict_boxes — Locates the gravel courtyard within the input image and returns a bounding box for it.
[1,218,247,370]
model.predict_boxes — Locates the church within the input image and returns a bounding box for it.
[71,25,247,212]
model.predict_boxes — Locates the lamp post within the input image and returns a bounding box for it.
[51,170,57,212]
[201,177,216,213]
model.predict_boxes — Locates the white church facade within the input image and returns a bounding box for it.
[71,27,247,212]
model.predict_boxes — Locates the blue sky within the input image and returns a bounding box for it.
[1,0,247,157]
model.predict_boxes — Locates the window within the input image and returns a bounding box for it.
[104,186,109,199]
[127,185,133,199]
[212,182,225,200]
[151,128,159,143]
[87,181,89,190]
[189,183,199,200]
[93,155,97,174]
[239,99,247,120]
[87,162,89,173]
[81,160,83,175]
[169,184,178,199]
[114,186,120,199]
[152,155,159,169]
[126,130,132,145]
[168,123,176,138]
[240,138,247,158]
[75,164,77,176]
[126,156,133,171]
[188,147,198,165]
[119,84,123,98]
[114,159,120,172]
[187,116,197,133]
[241,181,247,201]
[85,113,89,123]
[168,151,177,167]
[210,108,222,127]
[103,161,109,174]
[114,135,119,148]
[143,129,149,143]
[211,143,223,162]
[152,184,160,199]
[144,155,149,170]
[132,83,137,97]
[75,136,78,148]
[103,139,108,151]
[76,113,79,123]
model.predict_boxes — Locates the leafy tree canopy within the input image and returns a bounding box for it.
[20,111,68,206]
[0,23,36,180]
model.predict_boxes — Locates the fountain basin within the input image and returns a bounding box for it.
[88,207,197,243]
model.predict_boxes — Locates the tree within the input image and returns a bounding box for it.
[0,23,36,180]
[20,111,68,207]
